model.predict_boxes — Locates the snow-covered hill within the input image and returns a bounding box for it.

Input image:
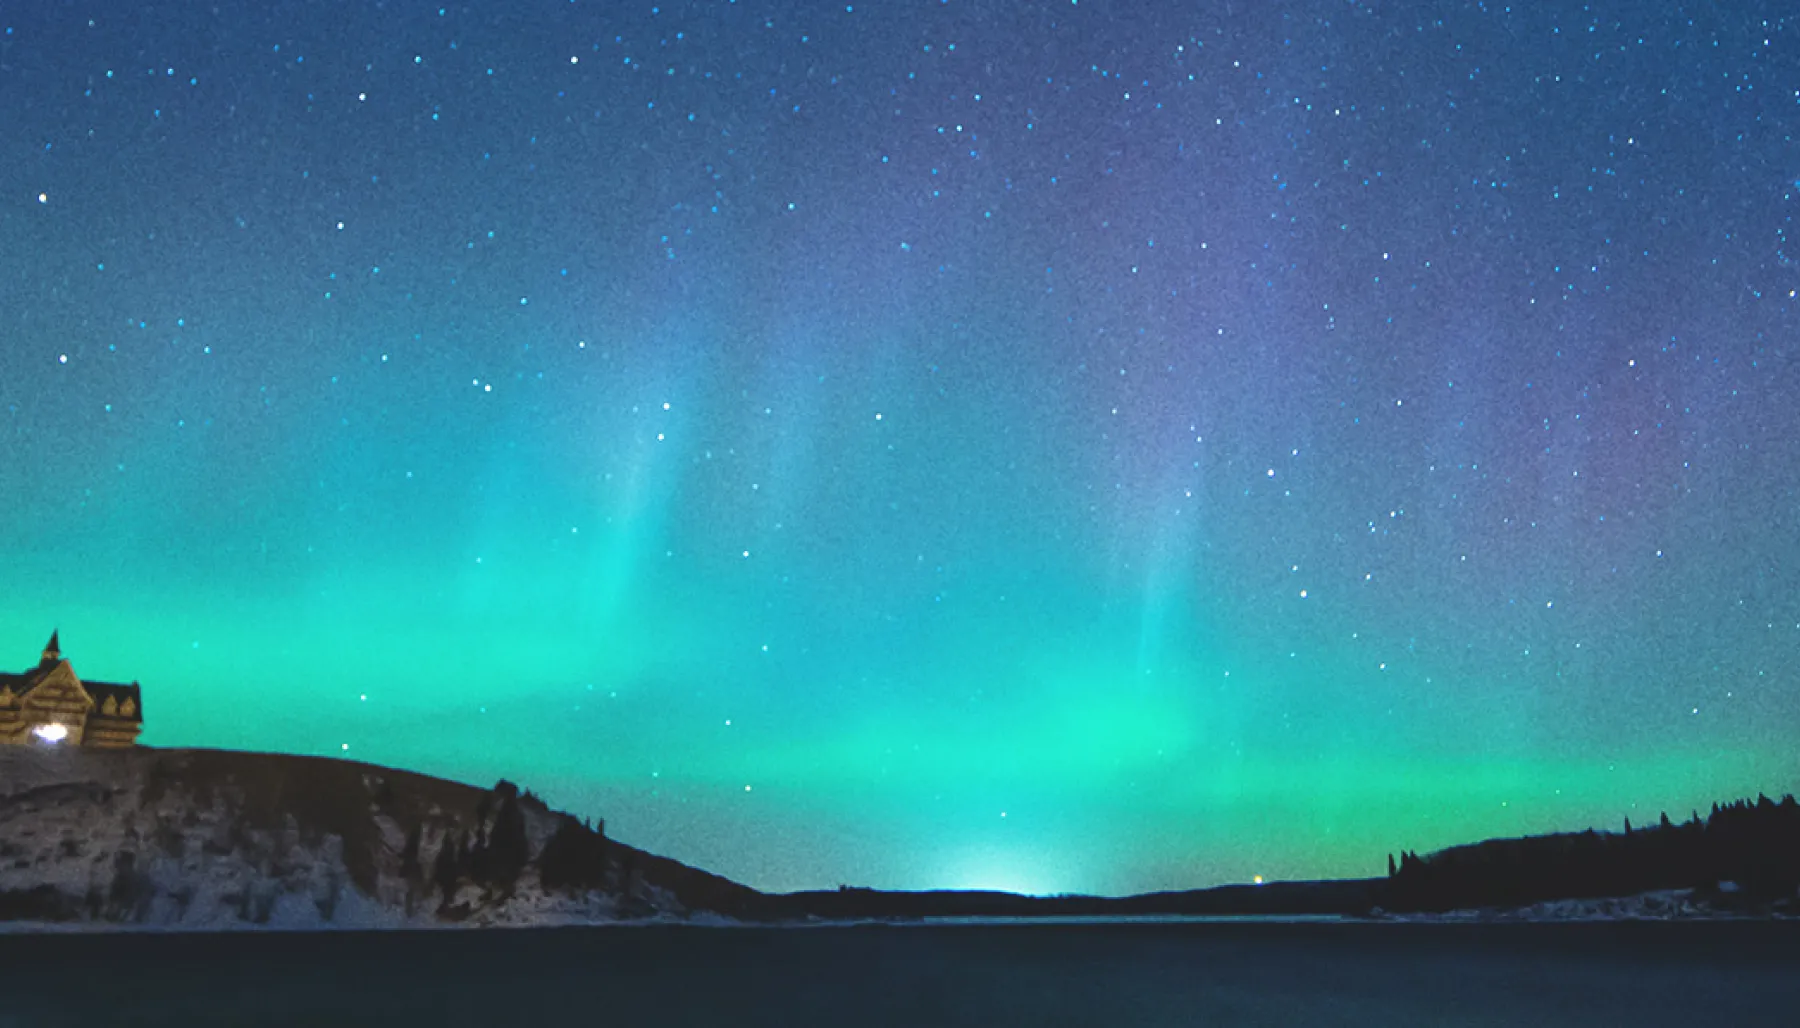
[1367,887,1791,922]
[0,746,760,929]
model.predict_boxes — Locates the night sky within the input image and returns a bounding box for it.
[4,1,1798,897]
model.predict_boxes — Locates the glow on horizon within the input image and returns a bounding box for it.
[937,853,1071,899]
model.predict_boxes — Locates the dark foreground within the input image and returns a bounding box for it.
[4,920,1798,1027]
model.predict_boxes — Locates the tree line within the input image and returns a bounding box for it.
[1384,792,1800,912]
[400,778,653,919]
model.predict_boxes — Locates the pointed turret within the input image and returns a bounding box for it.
[40,630,60,666]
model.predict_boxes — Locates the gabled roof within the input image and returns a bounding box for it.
[0,661,144,724]
[0,663,53,696]
[82,678,145,721]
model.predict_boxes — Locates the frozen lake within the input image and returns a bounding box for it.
[3,919,1797,1026]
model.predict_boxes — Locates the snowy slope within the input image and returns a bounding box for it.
[1366,888,1788,922]
[0,746,752,930]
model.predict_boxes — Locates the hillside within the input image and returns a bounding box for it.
[0,746,767,928]
[1382,795,1800,915]
[0,742,1386,928]
[5,746,1791,930]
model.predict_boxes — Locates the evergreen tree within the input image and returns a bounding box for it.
[1382,788,1800,912]
[433,831,462,898]
[400,823,423,880]
[540,814,610,892]
[483,789,530,887]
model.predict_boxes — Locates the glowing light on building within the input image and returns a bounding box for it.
[33,723,68,744]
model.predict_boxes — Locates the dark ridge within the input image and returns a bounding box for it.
[1381,793,1800,914]
[12,746,1794,923]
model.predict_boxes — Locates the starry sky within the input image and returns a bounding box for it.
[4,1,1798,897]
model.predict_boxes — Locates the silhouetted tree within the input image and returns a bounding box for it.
[400,823,423,881]
[433,831,462,899]
[488,789,530,885]
[540,814,611,892]
[1385,789,1800,912]
[465,784,530,888]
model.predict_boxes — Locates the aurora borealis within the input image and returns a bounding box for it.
[4,1,1798,897]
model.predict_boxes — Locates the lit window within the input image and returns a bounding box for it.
[33,724,68,744]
